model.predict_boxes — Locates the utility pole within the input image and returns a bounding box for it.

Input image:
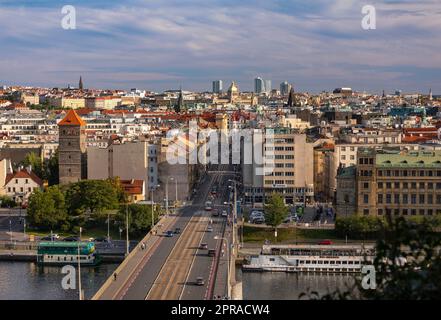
[78,227,82,301]
[126,203,129,256]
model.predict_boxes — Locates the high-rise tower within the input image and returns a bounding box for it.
[58,109,87,185]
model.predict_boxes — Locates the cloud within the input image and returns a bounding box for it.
[0,0,440,93]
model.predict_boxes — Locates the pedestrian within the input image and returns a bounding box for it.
[113,273,117,281]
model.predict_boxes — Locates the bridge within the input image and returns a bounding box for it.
[93,166,241,300]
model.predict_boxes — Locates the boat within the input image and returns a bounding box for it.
[242,244,375,273]
[37,241,102,266]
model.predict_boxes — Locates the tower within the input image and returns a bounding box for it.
[429,88,433,101]
[79,76,83,90]
[287,87,296,108]
[58,109,87,185]
[227,81,239,103]
[174,88,184,113]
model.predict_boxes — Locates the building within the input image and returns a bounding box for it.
[87,140,158,201]
[336,148,441,216]
[243,128,314,205]
[58,110,87,185]
[254,77,265,94]
[212,80,223,94]
[280,81,291,96]
[264,80,272,94]
[335,165,357,217]
[4,169,43,204]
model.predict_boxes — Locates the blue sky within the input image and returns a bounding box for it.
[0,0,440,93]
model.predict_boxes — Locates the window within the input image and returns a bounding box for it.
[363,209,369,215]
[386,194,392,204]
[378,209,383,215]
[394,194,400,204]
[403,182,409,189]
[428,194,433,204]
[419,194,425,204]
[363,194,369,204]
[403,194,408,204]
[411,194,417,204]
[363,182,369,189]
[378,182,383,189]
[378,194,383,204]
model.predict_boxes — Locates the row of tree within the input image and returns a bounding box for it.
[26,179,161,237]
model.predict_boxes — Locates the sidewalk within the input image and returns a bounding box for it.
[92,214,178,300]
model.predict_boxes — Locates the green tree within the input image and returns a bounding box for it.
[22,152,44,179]
[65,180,120,216]
[264,193,289,241]
[117,204,159,238]
[27,186,67,230]
[45,150,59,186]
[0,195,16,208]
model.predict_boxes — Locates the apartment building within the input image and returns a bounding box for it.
[243,127,314,205]
[336,148,441,216]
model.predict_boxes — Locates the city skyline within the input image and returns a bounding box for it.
[0,0,440,93]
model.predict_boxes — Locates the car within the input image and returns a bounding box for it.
[205,201,213,211]
[196,277,205,286]
[212,210,219,217]
[221,210,228,217]
[207,226,213,232]
[208,249,216,257]
[94,236,109,242]
[252,217,265,224]
[174,227,181,234]
[63,236,80,242]
[41,234,59,241]
[165,231,174,237]
[318,240,333,245]
[200,243,208,250]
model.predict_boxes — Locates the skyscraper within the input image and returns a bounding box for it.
[212,80,223,93]
[280,81,291,96]
[264,80,272,94]
[254,77,264,94]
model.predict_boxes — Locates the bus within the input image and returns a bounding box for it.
[37,241,101,266]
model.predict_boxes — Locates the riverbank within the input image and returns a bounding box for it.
[0,249,125,263]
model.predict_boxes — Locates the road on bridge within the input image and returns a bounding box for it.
[94,164,236,300]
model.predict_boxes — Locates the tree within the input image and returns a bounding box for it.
[27,186,67,230]
[117,204,159,238]
[22,152,44,179]
[264,193,289,241]
[45,150,59,186]
[0,195,16,208]
[64,180,120,216]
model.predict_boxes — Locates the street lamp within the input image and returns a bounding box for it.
[214,235,231,299]
[165,177,176,215]
[77,227,83,300]
[151,184,160,233]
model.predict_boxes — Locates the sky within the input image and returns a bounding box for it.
[0,0,440,93]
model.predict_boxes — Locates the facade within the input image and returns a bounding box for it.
[254,77,264,94]
[58,110,87,185]
[280,81,291,96]
[212,80,223,94]
[243,128,314,205]
[4,169,43,204]
[87,140,156,201]
[356,148,441,216]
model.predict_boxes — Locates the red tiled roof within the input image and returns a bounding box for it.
[5,170,43,186]
[120,179,144,195]
[58,109,86,126]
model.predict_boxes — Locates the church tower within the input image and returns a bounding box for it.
[79,76,83,91]
[58,109,87,185]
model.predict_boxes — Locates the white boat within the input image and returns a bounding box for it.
[242,244,375,273]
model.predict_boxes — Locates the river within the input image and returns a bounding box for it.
[0,261,354,300]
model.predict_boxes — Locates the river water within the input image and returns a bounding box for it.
[0,261,354,300]
[0,261,119,300]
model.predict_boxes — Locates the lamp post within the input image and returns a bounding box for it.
[214,235,231,299]
[126,203,129,256]
[151,184,160,233]
[78,227,82,300]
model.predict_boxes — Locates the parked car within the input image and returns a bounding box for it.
[174,227,181,234]
[200,243,208,250]
[94,237,109,242]
[318,240,333,245]
[205,201,213,211]
[207,226,213,232]
[63,236,80,242]
[196,277,205,286]
[165,230,174,237]
[252,217,265,224]
[41,234,59,241]
[221,210,228,217]
[212,210,219,217]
